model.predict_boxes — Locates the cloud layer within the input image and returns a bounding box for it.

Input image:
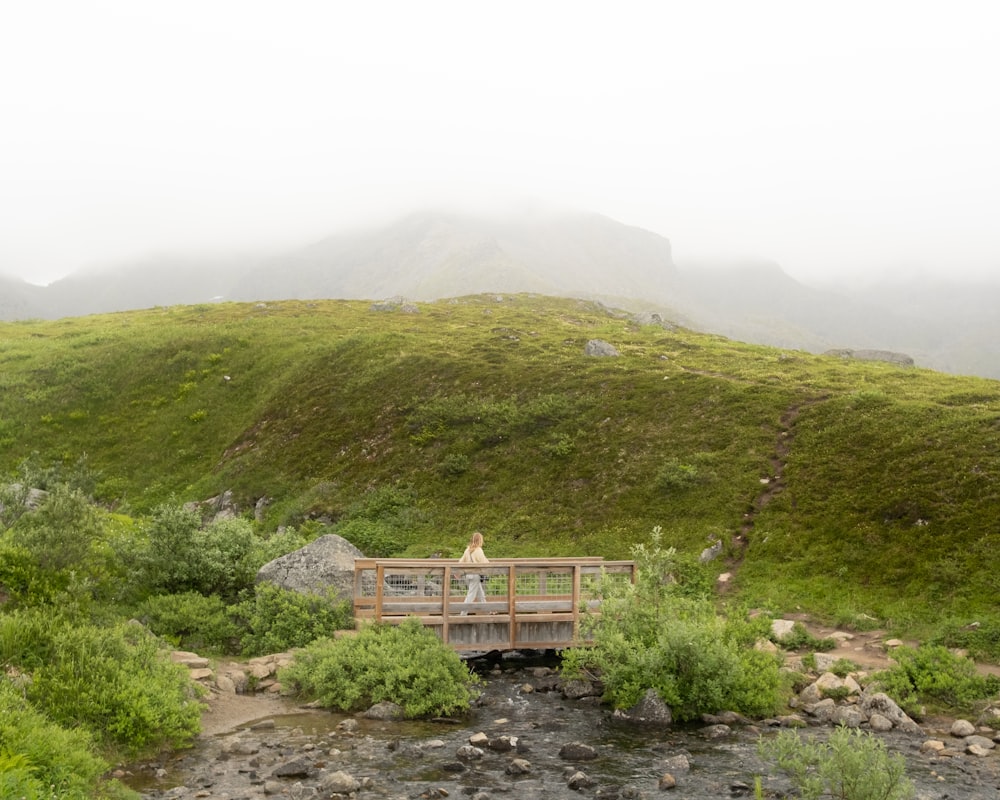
[2,1,998,285]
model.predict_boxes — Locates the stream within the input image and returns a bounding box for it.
[124,653,1000,800]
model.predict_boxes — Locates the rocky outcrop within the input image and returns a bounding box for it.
[824,348,915,367]
[255,533,364,601]
[585,339,620,357]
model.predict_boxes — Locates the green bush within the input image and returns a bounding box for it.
[236,584,354,656]
[931,620,1000,662]
[10,616,202,756]
[775,622,837,652]
[654,458,703,493]
[0,542,64,607]
[758,726,914,800]
[0,680,125,800]
[249,524,314,567]
[335,517,406,557]
[136,591,241,654]
[872,644,1000,714]
[135,504,258,600]
[280,618,479,717]
[562,527,783,721]
[8,484,106,574]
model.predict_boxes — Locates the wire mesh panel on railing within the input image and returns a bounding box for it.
[451,567,504,598]
[515,567,573,597]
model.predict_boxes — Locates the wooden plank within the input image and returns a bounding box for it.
[513,612,576,623]
[515,600,574,613]
[377,601,446,615]
[375,563,384,619]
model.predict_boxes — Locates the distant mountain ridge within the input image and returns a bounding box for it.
[3,209,998,379]
[228,210,678,304]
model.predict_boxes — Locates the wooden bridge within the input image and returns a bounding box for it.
[353,557,636,653]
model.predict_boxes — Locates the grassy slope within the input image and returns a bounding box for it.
[1,294,998,635]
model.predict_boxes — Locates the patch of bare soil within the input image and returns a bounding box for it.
[197,688,297,737]
[786,614,910,672]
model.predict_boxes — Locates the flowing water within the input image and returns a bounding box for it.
[124,655,1000,800]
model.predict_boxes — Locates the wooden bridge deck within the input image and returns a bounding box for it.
[353,557,636,653]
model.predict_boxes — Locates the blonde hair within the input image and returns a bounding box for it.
[468,531,484,548]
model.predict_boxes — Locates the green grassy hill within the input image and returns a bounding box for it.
[2,294,999,640]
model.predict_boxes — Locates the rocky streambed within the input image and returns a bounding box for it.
[120,651,1000,800]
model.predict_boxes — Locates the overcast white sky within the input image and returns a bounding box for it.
[2,1,998,286]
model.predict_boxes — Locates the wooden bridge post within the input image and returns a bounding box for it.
[571,563,582,641]
[375,562,384,620]
[507,564,516,649]
[442,564,452,645]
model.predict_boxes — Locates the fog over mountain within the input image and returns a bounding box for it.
[3,210,997,380]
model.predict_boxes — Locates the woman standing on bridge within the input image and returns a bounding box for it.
[459,531,489,611]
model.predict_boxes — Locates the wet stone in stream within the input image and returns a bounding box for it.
[124,657,1000,800]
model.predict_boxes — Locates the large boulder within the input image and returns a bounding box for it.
[256,534,364,601]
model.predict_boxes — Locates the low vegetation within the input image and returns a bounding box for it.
[870,645,1000,718]
[562,528,785,721]
[280,619,480,718]
[1,293,999,790]
[758,726,914,800]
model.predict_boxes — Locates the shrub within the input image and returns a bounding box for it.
[335,517,406,557]
[829,658,861,678]
[136,591,241,653]
[775,622,837,652]
[0,542,64,607]
[563,527,783,721]
[236,584,354,656]
[14,616,203,756]
[135,504,258,600]
[758,726,914,800]
[249,524,313,567]
[8,484,105,573]
[0,680,119,800]
[438,452,471,476]
[931,620,1000,662]
[654,458,702,493]
[280,618,479,717]
[871,644,1000,714]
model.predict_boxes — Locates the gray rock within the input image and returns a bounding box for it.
[272,757,314,778]
[699,724,731,739]
[699,540,723,563]
[868,713,894,732]
[506,757,532,775]
[320,769,360,794]
[457,745,485,760]
[831,707,864,728]
[256,534,364,600]
[487,735,518,751]
[621,688,673,726]
[568,770,594,788]
[859,691,922,734]
[824,348,914,367]
[964,734,996,750]
[950,719,976,737]
[363,701,404,721]
[585,339,620,357]
[662,754,691,773]
[560,741,599,760]
[561,678,600,699]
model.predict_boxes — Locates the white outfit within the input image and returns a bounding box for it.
[459,544,489,610]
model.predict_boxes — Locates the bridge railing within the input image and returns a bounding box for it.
[353,557,636,652]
